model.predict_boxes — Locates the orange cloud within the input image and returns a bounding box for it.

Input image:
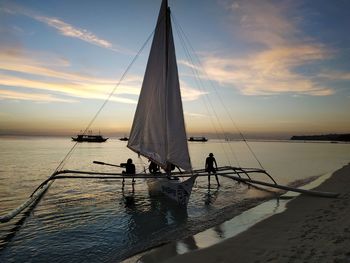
[190,0,343,96]
[0,47,206,103]
[0,89,77,103]
[179,81,207,101]
[201,44,334,96]
[0,74,138,104]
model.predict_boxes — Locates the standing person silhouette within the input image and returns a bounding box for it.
[205,153,220,187]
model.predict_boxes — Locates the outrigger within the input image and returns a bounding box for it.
[0,162,339,224]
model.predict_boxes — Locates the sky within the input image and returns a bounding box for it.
[0,0,349,139]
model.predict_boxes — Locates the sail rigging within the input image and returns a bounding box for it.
[127,0,191,171]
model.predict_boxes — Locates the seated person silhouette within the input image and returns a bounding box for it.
[120,158,136,184]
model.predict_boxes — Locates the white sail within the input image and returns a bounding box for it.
[127,0,191,171]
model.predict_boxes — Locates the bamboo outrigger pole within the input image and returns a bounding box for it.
[219,173,339,198]
[0,180,54,223]
[0,166,339,223]
[46,169,338,198]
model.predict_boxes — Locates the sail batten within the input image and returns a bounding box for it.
[127,0,191,171]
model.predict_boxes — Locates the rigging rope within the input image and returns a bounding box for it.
[172,14,238,167]
[2,30,156,221]
[31,30,155,197]
[172,14,265,170]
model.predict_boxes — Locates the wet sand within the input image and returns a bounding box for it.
[164,163,350,263]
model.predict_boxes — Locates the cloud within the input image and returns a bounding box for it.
[33,15,125,53]
[318,71,350,81]
[0,46,139,103]
[225,0,299,48]
[184,111,208,118]
[0,48,140,85]
[195,0,344,96]
[0,73,139,104]
[0,47,205,103]
[1,4,128,53]
[0,89,77,103]
[180,81,208,101]
[179,60,201,71]
[201,44,334,96]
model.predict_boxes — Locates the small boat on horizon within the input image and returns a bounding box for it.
[188,136,208,142]
[72,133,108,143]
[119,137,129,141]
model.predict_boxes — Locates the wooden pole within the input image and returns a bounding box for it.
[220,174,339,198]
[0,180,53,223]
[0,166,338,223]
[93,161,121,168]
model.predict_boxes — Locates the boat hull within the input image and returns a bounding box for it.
[147,175,197,206]
[188,137,208,142]
[71,135,108,142]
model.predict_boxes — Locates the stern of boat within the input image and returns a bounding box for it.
[147,175,197,206]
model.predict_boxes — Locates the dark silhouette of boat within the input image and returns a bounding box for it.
[119,137,129,141]
[188,136,208,142]
[72,134,108,142]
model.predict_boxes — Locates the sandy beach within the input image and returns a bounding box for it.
[163,163,350,263]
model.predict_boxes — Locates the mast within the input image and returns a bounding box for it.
[127,0,192,171]
[165,0,169,80]
[164,0,169,169]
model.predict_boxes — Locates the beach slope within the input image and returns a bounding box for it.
[165,164,350,263]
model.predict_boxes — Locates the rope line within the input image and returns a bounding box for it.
[172,14,239,167]
[172,14,264,170]
[30,30,155,197]
[174,26,232,166]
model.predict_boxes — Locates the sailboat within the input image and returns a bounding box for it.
[0,0,340,225]
[126,0,197,206]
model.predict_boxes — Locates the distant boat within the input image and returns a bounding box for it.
[119,137,129,141]
[72,134,108,143]
[188,137,208,142]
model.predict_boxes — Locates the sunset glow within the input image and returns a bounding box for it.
[1,0,349,138]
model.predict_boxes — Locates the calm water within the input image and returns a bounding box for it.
[0,137,349,262]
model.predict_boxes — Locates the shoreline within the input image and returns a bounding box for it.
[161,163,350,263]
[120,194,276,262]
[125,163,350,263]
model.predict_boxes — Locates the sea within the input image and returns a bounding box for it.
[0,136,349,262]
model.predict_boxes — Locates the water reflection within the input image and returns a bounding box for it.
[135,171,333,263]
[1,138,348,262]
[138,235,198,263]
[213,224,224,239]
[136,197,287,263]
[204,187,219,205]
[177,236,198,253]
[122,184,135,208]
[0,210,29,251]
[0,187,47,251]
